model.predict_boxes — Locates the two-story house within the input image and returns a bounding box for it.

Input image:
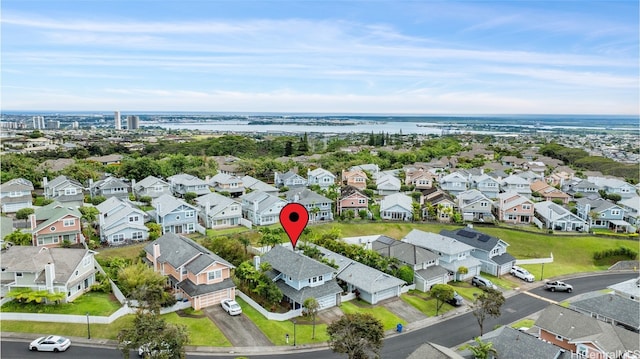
[534,201,589,232]
[379,192,413,221]
[30,201,83,247]
[337,185,369,217]
[89,176,131,200]
[43,175,85,208]
[284,188,333,222]
[373,236,448,292]
[588,176,637,199]
[439,172,470,197]
[341,169,368,190]
[1,246,97,302]
[472,174,501,199]
[209,173,245,198]
[530,180,570,205]
[152,194,200,234]
[570,292,640,333]
[168,173,210,197]
[405,169,435,191]
[0,178,34,213]
[376,174,401,196]
[261,245,342,310]
[575,198,629,232]
[307,168,336,190]
[500,174,532,198]
[440,227,515,277]
[241,175,279,195]
[457,189,495,223]
[133,175,172,199]
[618,196,640,227]
[562,178,599,198]
[402,229,481,281]
[494,191,534,224]
[421,187,456,222]
[96,197,149,245]
[468,326,567,359]
[534,304,639,359]
[194,192,242,229]
[274,170,307,188]
[240,191,287,226]
[144,233,236,310]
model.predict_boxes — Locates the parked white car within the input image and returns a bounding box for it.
[510,265,535,282]
[221,298,242,316]
[29,335,71,352]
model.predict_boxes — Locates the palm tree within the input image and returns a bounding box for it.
[459,337,497,359]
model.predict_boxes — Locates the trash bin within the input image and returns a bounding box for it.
[396,323,403,333]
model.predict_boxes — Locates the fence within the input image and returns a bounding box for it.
[236,291,302,321]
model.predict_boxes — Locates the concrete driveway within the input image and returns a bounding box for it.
[381,297,427,323]
[203,305,272,347]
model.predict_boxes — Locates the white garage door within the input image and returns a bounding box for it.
[316,294,337,309]
[376,287,397,303]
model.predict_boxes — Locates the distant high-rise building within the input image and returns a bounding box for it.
[114,111,121,130]
[46,120,60,129]
[71,121,79,129]
[127,115,140,130]
[32,116,45,129]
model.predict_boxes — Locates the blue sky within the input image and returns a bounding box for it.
[2,1,638,114]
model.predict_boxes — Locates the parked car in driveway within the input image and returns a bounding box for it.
[447,291,464,306]
[544,280,573,292]
[221,298,242,316]
[471,275,498,291]
[510,265,535,282]
[29,335,71,352]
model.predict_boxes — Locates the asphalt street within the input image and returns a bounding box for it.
[1,272,636,359]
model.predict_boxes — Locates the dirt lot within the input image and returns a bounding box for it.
[203,305,272,347]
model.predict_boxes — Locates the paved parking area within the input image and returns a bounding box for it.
[381,297,427,323]
[203,305,272,347]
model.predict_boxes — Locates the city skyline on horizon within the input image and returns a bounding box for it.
[2,1,638,115]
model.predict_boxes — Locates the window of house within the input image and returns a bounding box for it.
[312,277,317,283]
[480,202,488,207]
[319,275,323,281]
[555,335,563,341]
[49,226,56,232]
[132,232,143,240]
[37,236,59,245]
[16,272,22,277]
[64,188,77,195]
[176,215,180,220]
[153,185,163,192]
[523,204,531,210]
[112,234,125,242]
[187,223,195,232]
[129,215,139,222]
[576,345,587,357]
[358,199,366,204]
[185,211,195,218]
[207,269,222,281]
[63,218,75,227]
[182,267,188,275]
[611,209,621,216]
[231,205,239,211]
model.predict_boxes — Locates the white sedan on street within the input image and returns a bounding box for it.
[29,335,71,352]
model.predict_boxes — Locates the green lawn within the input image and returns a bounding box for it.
[339,301,406,330]
[449,282,484,302]
[1,292,121,316]
[163,311,231,346]
[511,318,535,329]
[1,315,135,340]
[400,292,455,316]
[235,297,329,345]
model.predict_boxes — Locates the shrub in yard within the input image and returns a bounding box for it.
[593,246,638,260]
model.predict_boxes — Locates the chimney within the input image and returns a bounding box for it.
[29,213,36,230]
[205,202,211,227]
[152,243,161,270]
[253,255,261,270]
[45,262,55,293]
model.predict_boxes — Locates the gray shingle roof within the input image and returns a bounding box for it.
[473,326,566,359]
[570,293,640,330]
[373,238,438,265]
[274,279,342,305]
[177,277,235,297]
[0,246,90,285]
[415,265,449,281]
[144,233,233,272]
[284,188,331,205]
[440,227,500,253]
[261,245,335,281]
[403,229,475,255]
[1,178,34,191]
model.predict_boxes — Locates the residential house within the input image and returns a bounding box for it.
[314,245,405,304]
[379,193,413,221]
[0,246,97,302]
[194,192,242,229]
[260,245,342,310]
[501,156,526,168]
[30,201,83,247]
[494,191,534,224]
[461,326,567,359]
[457,189,495,223]
[337,185,369,217]
[588,176,637,199]
[144,233,236,310]
[530,180,570,205]
[152,194,200,234]
[439,172,469,196]
[86,154,123,166]
[376,174,401,195]
[408,342,464,359]
[1,178,34,213]
[517,170,544,184]
[501,174,532,198]
[440,227,516,277]
[96,197,148,245]
[274,170,307,188]
[547,168,576,187]
[167,173,210,197]
[89,176,130,200]
[211,155,244,176]
[534,304,639,359]
[133,175,172,199]
[608,278,640,302]
[405,169,435,190]
[349,163,380,176]
[534,201,589,232]
[284,188,333,222]
[570,293,640,333]
[524,161,547,177]
[562,178,599,198]
[341,169,368,190]
[43,175,85,208]
[240,191,287,226]
[307,168,336,190]
[618,196,639,227]
[402,229,481,281]
[472,174,500,199]
[421,187,456,222]
[373,236,448,292]
[241,175,279,195]
[575,198,629,232]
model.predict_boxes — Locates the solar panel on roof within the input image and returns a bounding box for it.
[458,229,475,238]
[478,234,490,242]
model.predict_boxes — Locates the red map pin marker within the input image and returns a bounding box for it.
[280,203,309,250]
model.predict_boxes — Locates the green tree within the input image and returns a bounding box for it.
[146,222,162,241]
[459,337,498,359]
[117,262,168,309]
[430,283,455,315]
[472,288,505,336]
[456,266,469,281]
[118,310,189,359]
[327,313,384,359]
[4,229,32,246]
[15,208,35,226]
[396,265,414,285]
[303,297,320,339]
[258,227,283,249]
